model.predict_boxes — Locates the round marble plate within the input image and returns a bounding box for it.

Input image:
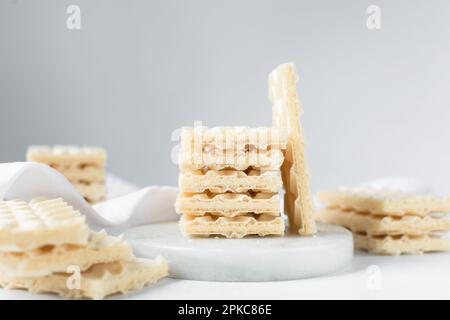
[124,221,354,282]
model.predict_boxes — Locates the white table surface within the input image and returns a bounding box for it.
[1,251,449,300]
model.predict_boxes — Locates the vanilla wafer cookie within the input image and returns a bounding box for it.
[0,198,89,252]
[317,208,450,236]
[269,63,316,235]
[180,214,285,238]
[317,186,450,216]
[27,145,106,167]
[180,126,288,151]
[0,230,134,278]
[353,233,450,255]
[73,182,106,204]
[54,166,105,184]
[0,257,168,299]
[179,149,284,171]
[179,169,282,193]
[175,192,280,216]
[180,163,282,172]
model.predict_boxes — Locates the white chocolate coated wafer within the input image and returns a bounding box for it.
[180,126,288,151]
[0,257,168,300]
[179,149,284,171]
[73,182,106,204]
[27,145,106,166]
[175,192,280,215]
[317,208,450,236]
[180,214,285,238]
[179,169,282,193]
[354,233,450,255]
[0,230,134,278]
[27,145,107,204]
[0,198,89,252]
[52,166,105,184]
[317,186,450,216]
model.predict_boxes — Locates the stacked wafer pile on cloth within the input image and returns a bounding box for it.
[175,63,317,237]
[316,186,450,255]
[0,198,168,299]
[27,146,107,204]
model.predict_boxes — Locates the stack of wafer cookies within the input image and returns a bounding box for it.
[317,186,450,255]
[269,63,317,235]
[175,127,287,238]
[27,146,107,204]
[0,197,168,299]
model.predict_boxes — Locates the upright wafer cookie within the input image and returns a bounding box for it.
[317,208,450,236]
[269,63,316,235]
[175,192,280,216]
[353,233,450,255]
[0,198,89,252]
[0,257,168,300]
[180,214,285,238]
[317,186,450,216]
[0,230,134,278]
[179,169,282,193]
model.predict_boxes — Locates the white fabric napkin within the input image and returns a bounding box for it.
[0,162,178,230]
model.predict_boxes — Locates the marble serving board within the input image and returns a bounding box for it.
[124,221,354,282]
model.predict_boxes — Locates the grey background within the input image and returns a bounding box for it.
[1,0,450,192]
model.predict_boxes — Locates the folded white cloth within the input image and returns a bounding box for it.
[0,162,178,229]
[105,173,141,199]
